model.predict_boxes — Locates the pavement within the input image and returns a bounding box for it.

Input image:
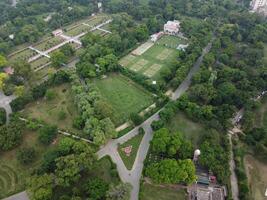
[3,191,29,200]
[96,39,214,200]
[0,92,16,123]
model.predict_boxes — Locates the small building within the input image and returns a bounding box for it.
[9,34,14,40]
[52,29,63,36]
[150,32,164,42]
[4,67,14,75]
[164,20,180,35]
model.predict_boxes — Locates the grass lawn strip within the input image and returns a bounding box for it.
[143,64,162,77]
[118,132,144,170]
[156,35,187,48]
[132,41,154,56]
[140,183,186,200]
[30,56,50,70]
[130,59,149,72]
[93,74,154,126]
[9,48,37,61]
[119,54,136,66]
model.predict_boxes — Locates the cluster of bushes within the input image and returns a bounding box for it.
[10,70,71,112]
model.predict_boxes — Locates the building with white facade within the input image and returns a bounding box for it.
[164,20,180,35]
[250,0,267,15]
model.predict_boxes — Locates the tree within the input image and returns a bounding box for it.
[0,118,23,151]
[0,55,7,68]
[28,174,53,200]
[38,125,57,145]
[0,108,6,125]
[12,61,31,80]
[14,85,25,97]
[17,147,36,165]
[61,44,75,57]
[145,159,196,184]
[84,178,109,200]
[130,113,143,125]
[51,51,67,68]
[0,72,8,90]
[106,183,132,200]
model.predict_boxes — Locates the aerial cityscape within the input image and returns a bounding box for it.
[0,0,266,200]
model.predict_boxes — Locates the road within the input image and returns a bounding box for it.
[97,39,214,200]
[0,92,16,123]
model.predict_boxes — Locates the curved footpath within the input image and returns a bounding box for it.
[97,39,214,200]
[0,92,16,123]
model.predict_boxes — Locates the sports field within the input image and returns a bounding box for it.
[93,74,154,126]
[119,35,182,80]
[156,35,187,48]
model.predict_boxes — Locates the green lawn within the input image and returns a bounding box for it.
[93,74,154,126]
[0,130,59,198]
[22,83,81,135]
[157,35,187,48]
[33,37,65,51]
[118,132,144,170]
[30,56,50,70]
[166,112,206,146]
[140,183,186,200]
[120,38,180,80]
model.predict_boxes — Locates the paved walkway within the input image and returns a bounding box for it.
[97,39,214,200]
[0,92,16,123]
[3,191,29,200]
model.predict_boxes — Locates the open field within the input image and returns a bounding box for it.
[166,113,206,146]
[22,83,81,134]
[140,183,186,200]
[157,35,187,48]
[93,74,154,126]
[244,155,267,200]
[120,36,180,80]
[0,130,59,198]
[118,132,144,170]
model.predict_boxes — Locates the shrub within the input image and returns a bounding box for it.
[17,147,36,165]
[151,120,164,131]
[0,108,6,125]
[38,125,58,145]
[130,113,143,126]
[58,110,67,120]
[45,90,56,101]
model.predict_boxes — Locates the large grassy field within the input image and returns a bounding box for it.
[156,35,187,48]
[165,112,206,146]
[119,35,181,80]
[118,132,144,170]
[140,183,186,200]
[0,130,59,198]
[22,83,81,134]
[244,155,267,200]
[93,74,154,126]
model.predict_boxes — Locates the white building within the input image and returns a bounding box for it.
[164,20,180,35]
[52,29,63,36]
[150,32,164,42]
[250,0,267,15]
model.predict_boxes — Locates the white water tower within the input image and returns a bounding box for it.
[193,149,201,162]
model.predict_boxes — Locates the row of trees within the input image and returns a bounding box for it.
[70,71,117,145]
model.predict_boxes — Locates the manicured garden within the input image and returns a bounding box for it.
[157,35,187,48]
[22,83,81,134]
[93,74,154,126]
[118,131,144,170]
[140,183,186,200]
